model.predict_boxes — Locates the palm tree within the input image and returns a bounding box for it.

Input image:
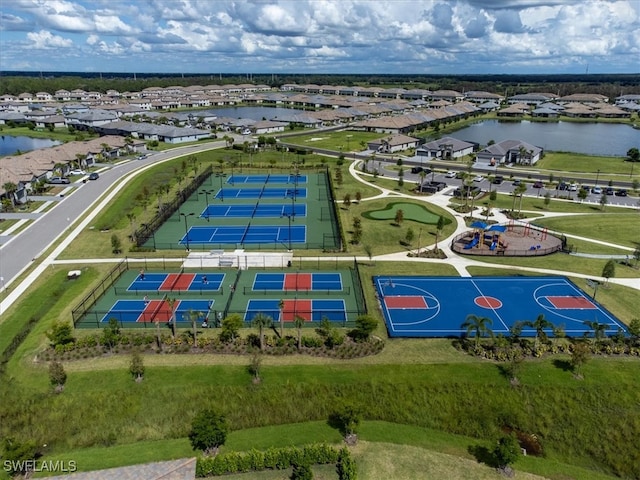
[167,298,177,340]
[294,315,305,350]
[2,182,18,208]
[278,299,285,337]
[461,314,493,348]
[523,314,554,349]
[188,309,204,348]
[252,313,273,351]
[583,320,610,344]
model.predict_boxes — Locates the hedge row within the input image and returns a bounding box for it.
[196,443,343,477]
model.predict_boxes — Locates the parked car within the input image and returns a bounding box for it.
[533,181,544,188]
[591,186,602,194]
[445,171,456,178]
[512,179,522,186]
[615,189,628,196]
[605,187,615,195]
[569,184,578,191]
[88,172,100,180]
[473,175,484,182]
[69,169,86,176]
[557,182,568,191]
[48,177,70,184]
[410,166,423,174]
[493,175,504,184]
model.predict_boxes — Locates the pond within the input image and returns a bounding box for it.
[445,120,639,157]
[0,135,62,156]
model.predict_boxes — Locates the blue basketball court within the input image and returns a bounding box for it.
[244,299,346,323]
[181,225,306,245]
[228,174,307,184]
[215,187,306,199]
[374,276,627,338]
[101,299,213,323]
[201,203,307,219]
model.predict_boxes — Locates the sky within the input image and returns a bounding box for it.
[0,0,639,75]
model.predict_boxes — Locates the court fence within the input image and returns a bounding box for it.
[78,310,362,330]
[323,166,345,252]
[133,165,214,249]
[71,260,128,327]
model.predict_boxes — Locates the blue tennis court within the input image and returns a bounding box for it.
[374,276,627,338]
[101,299,213,323]
[215,188,307,199]
[228,174,307,184]
[181,225,306,245]
[253,272,343,291]
[244,299,346,323]
[128,272,225,292]
[201,203,307,219]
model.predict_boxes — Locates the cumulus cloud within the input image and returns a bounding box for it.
[26,29,73,48]
[0,0,637,73]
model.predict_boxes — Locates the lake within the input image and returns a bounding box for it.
[445,120,639,157]
[0,135,62,156]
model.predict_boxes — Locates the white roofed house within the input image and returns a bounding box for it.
[416,136,475,160]
[367,134,420,154]
[475,140,543,169]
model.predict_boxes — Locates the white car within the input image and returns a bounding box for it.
[473,175,484,182]
[591,186,602,194]
[445,171,456,178]
[569,184,578,191]
[69,169,85,176]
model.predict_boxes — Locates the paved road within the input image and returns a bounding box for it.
[0,141,225,295]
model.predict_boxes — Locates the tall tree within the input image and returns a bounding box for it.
[461,314,493,348]
[602,259,616,284]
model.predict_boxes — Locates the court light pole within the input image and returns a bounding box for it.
[281,213,292,251]
[180,212,194,251]
[595,169,600,186]
[200,189,214,222]
[216,173,225,202]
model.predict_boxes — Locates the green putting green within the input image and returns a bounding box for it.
[362,202,449,225]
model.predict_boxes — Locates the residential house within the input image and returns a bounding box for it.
[475,140,543,169]
[415,137,475,160]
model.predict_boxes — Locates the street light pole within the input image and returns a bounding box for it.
[180,212,194,251]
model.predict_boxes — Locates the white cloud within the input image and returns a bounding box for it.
[26,29,73,48]
[1,0,638,73]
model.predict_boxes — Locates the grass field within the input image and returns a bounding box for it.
[535,152,638,176]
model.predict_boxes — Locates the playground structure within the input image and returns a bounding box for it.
[451,222,563,257]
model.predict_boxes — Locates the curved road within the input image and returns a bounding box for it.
[0,141,226,314]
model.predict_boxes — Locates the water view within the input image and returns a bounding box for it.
[446,120,639,157]
[0,135,62,156]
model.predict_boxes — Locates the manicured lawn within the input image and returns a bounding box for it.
[532,213,640,249]
[535,151,637,176]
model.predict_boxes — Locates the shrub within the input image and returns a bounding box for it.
[49,360,67,392]
[47,321,75,347]
[336,447,357,480]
